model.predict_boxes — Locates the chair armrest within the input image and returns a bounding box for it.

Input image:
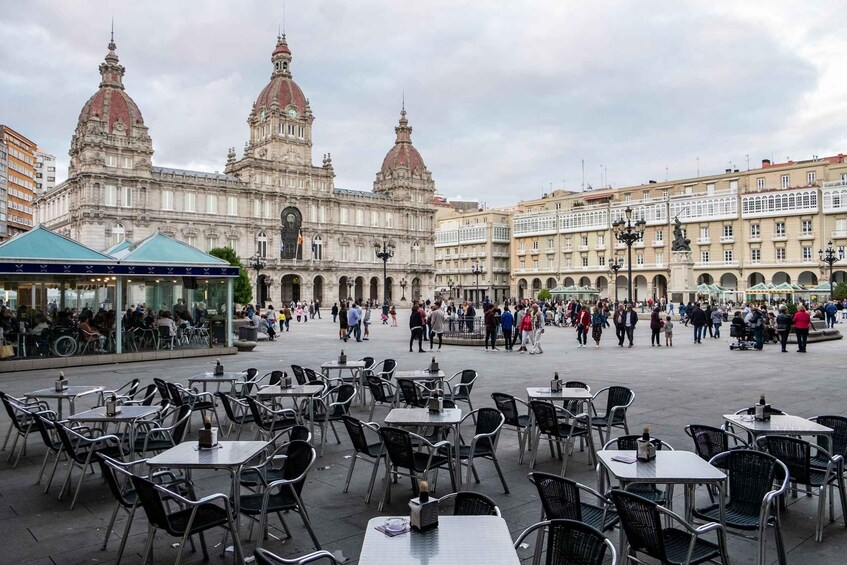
[513,521,550,548]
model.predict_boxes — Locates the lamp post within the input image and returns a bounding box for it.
[471,263,483,306]
[250,252,266,307]
[819,240,837,301]
[609,255,623,305]
[399,278,407,302]
[447,278,454,300]
[346,276,354,302]
[612,207,646,304]
[373,239,395,304]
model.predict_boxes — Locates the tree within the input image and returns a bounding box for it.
[834,282,847,301]
[537,288,552,301]
[208,247,253,305]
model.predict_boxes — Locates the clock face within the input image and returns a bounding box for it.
[287,108,298,119]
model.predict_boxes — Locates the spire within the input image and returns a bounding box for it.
[99,28,125,89]
[271,34,292,78]
[395,103,412,144]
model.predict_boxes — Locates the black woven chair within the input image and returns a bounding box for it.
[30,410,65,491]
[131,472,243,564]
[529,472,618,532]
[166,381,220,429]
[444,369,477,414]
[341,416,385,503]
[756,435,847,543]
[810,415,847,467]
[437,491,500,516]
[366,375,397,420]
[54,421,125,509]
[378,426,455,511]
[98,378,140,406]
[303,384,357,456]
[491,392,531,464]
[563,381,591,414]
[133,404,192,455]
[216,391,255,439]
[237,439,321,550]
[372,358,397,381]
[513,519,616,565]
[611,490,729,565]
[438,407,509,493]
[254,548,340,564]
[245,396,299,441]
[693,449,789,565]
[528,400,595,475]
[602,435,674,507]
[122,383,159,407]
[0,391,45,466]
[291,364,307,386]
[685,424,748,462]
[239,426,312,491]
[589,386,635,445]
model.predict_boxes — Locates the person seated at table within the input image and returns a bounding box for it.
[156,311,178,335]
[730,311,746,333]
[29,314,50,336]
[79,314,107,352]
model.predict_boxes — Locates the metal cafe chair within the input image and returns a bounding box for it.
[513,519,617,565]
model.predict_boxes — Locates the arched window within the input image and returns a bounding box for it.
[256,231,268,258]
[411,241,421,264]
[312,235,322,260]
[111,223,125,246]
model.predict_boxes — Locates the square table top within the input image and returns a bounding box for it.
[526,386,593,401]
[67,405,161,422]
[321,360,367,369]
[395,370,447,380]
[147,440,269,468]
[722,414,833,435]
[256,384,325,398]
[188,372,246,382]
[385,408,462,426]
[359,515,520,565]
[25,385,104,399]
[597,450,726,484]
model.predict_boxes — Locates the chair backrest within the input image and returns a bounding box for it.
[153,378,172,404]
[563,381,589,413]
[138,383,158,406]
[291,365,306,386]
[609,490,668,562]
[757,435,813,485]
[720,449,781,514]
[397,379,422,407]
[439,491,500,516]
[813,415,847,458]
[491,392,523,428]
[605,435,668,452]
[360,357,375,376]
[366,376,391,403]
[304,367,321,384]
[289,425,311,443]
[529,400,563,436]
[158,325,172,339]
[686,424,729,461]
[165,382,186,407]
[215,392,239,422]
[528,472,584,521]
[342,416,371,454]
[245,396,271,428]
[543,519,611,565]
[379,426,417,470]
[604,386,634,421]
[32,411,60,452]
[98,455,134,508]
[565,381,589,390]
[376,359,397,379]
[329,384,356,417]
[125,378,141,399]
[268,370,284,386]
[170,405,193,444]
[454,369,477,400]
[280,439,316,496]
[245,367,259,379]
[54,423,87,463]
[474,407,504,450]
[0,392,29,432]
[130,473,174,533]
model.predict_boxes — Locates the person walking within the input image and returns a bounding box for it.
[650,306,662,347]
[331,303,339,323]
[483,304,498,351]
[711,308,723,339]
[500,305,514,350]
[409,303,424,352]
[613,305,626,346]
[390,304,397,326]
[362,305,371,340]
[591,305,605,348]
[622,304,637,347]
[338,303,348,340]
[428,302,445,351]
[776,305,792,352]
[348,303,362,342]
[530,304,544,354]
[314,300,321,319]
[575,306,590,348]
[793,304,811,353]
[518,304,534,353]
[690,303,707,344]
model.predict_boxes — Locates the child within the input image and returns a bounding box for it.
[664,315,674,347]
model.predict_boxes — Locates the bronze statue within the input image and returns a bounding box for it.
[671,216,691,251]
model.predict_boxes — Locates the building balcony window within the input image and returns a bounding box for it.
[773,234,787,241]
[719,236,734,243]
[798,232,815,240]
[578,245,589,251]
[696,237,711,245]
[832,230,847,239]
[615,242,626,249]
[633,241,645,248]
[748,234,761,242]
[652,240,664,247]
[594,243,606,250]
[562,246,572,252]
[517,250,526,255]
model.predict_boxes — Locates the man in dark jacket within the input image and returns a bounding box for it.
[776,305,792,352]
[750,308,765,350]
[622,304,638,347]
[689,303,707,344]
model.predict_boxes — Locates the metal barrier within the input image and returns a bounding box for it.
[442,316,484,339]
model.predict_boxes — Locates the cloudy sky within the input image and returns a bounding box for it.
[2,1,846,206]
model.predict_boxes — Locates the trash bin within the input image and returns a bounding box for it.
[239,325,258,342]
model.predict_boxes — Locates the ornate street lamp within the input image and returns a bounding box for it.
[609,255,623,305]
[471,263,483,306]
[399,278,407,302]
[250,252,266,307]
[346,276,354,302]
[373,239,395,304]
[612,207,646,304]
[447,278,455,299]
[819,240,837,301]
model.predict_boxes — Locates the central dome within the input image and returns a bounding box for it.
[380,107,426,175]
[251,35,308,118]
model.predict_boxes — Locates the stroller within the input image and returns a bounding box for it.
[729,322,756,351]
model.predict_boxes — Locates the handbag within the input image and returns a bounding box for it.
[0,343,14,359]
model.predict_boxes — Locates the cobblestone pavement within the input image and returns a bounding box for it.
[0,315,844,563]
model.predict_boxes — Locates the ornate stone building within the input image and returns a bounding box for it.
[37,34,436,305]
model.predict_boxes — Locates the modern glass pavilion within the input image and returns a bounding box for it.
[0,226,239,368]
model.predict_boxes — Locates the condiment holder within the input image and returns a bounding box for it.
[636,426,656,462]
[54,371,68,392]
[338,349,347,364]
[214,358,224,376]
[198,416,218,448]
[550,371,562,392]
[754,394,771,421]
[409,480,439,531]
[428,356,439,373]
[105,393,122,417]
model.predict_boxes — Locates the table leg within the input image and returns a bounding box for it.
[308,395,315,443]
[454,423,462,489]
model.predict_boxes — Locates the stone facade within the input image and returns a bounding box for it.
[36,35,436,307]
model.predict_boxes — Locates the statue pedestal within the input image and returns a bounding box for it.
[669,251,695,304]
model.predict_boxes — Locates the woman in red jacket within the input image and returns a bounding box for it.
[792,304,811,353]
[576,306,591,348]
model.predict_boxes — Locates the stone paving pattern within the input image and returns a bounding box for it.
[0,315,845,564]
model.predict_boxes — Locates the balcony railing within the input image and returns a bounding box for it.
[798,232,815,240]
[696,237,711,245]
[719,236,734,243]
[652,240,664,247]
[832,230,847,239]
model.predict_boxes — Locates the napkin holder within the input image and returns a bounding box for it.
[636,438,656,462]
[105,398,122,417]
[550,378,562,392]
[214,364,224,376]
[338,351,347,365]
[409,497,439,531]
[281,373,292,389]
[54,378,68,392]
[428,359,439,373]
[198,427,218,448]
[754,404,771,421]
[427,394,443,414]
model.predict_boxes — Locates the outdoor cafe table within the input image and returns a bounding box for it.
[187,371,246,393]
[321,359,367,405]
[25,385,104,419]
[385,407,464,489]
[393,369,447,403]
[596,449,727,553]
[526,386,595,450]
[146,440,269,521]
[723,414,833,449]
[67,405,161,456]
[256,384,325,439]
[359,515,520,565]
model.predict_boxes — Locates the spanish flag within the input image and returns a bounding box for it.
[297,229,303,247]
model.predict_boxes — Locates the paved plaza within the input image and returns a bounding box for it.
[0,315,845,564]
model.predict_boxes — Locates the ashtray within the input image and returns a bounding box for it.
[195,443,222,451]
[383,517,409,533]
